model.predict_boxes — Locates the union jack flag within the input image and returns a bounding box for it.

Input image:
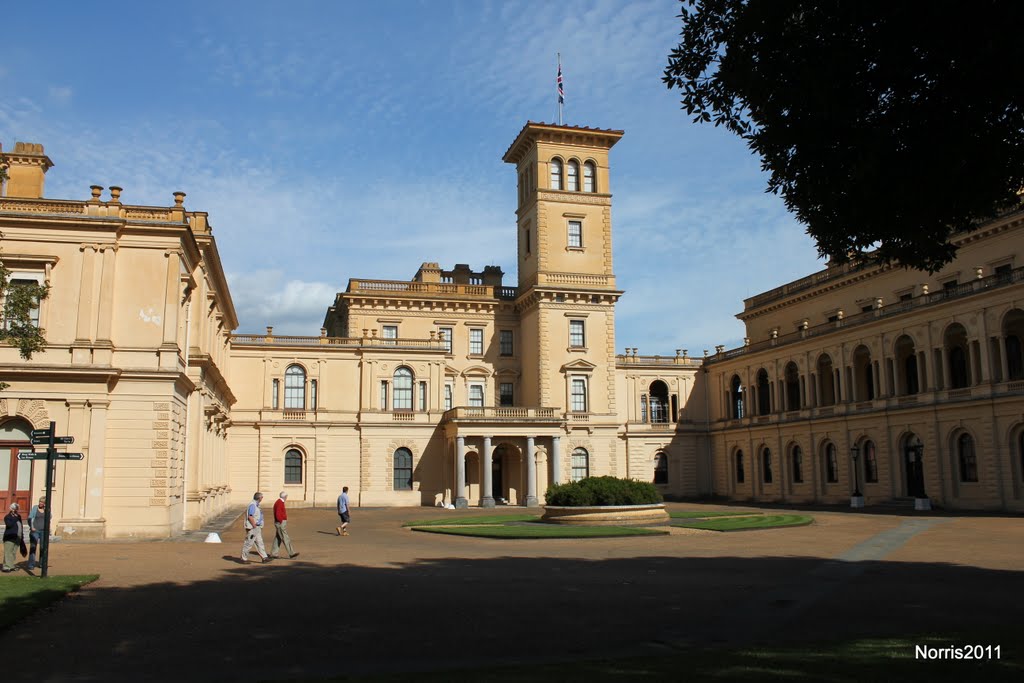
[557,63,564,105]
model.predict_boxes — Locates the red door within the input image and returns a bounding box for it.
[0,442,33,513]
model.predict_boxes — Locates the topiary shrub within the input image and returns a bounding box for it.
[545,476,663,507]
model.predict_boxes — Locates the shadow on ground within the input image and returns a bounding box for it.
[9,553,1023,682]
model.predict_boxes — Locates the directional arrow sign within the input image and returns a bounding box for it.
[31,437,51,445]
[30,429,52,438]
[18,451,83,460]
[53,436,74,445]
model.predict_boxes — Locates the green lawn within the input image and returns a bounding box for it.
[410,524,669,539]
[314,630,1023,682]
[671,514,813,531]
[0,574,98,630]
[402,513,539,527]
[669,510,764,519]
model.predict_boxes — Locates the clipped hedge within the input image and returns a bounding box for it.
[545,476,663,507]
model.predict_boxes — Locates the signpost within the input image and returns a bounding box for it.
[23,421,77,578]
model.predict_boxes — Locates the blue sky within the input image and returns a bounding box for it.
[0,0,823,353]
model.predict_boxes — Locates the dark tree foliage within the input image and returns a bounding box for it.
[664,1,1024,271]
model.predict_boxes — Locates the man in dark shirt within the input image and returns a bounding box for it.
[271,491,298,559]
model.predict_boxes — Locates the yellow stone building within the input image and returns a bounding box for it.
[1,123,1021,539]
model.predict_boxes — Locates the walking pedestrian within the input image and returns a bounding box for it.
[270,491,298,559]
[2,503,23,572]
[240,492,271,563]
[27,497,47,571]
[336,486,350,536]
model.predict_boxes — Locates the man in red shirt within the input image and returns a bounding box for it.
[270,491,299,559]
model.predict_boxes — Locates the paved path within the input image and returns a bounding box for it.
[7,504,1022,682]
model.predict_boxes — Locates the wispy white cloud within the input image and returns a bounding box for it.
[48,86,73,105]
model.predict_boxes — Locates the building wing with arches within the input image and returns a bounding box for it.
[1,125,1022,539]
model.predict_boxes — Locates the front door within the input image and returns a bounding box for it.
[0,443,33,512]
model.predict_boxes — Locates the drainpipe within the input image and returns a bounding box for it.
[181,298,192,534]
[703,364,713,495]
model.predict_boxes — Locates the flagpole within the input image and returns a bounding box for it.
[557,53,563,125]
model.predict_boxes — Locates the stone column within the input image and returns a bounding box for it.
[940,347,951,390]
[455,436,468,508]
[481,436,495,508]
[525,436,538,507]
[551,436,562,485]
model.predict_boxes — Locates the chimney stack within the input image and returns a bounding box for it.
[2,142,54,198]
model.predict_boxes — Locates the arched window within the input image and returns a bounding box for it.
[649,381,669,423]
[817,354,836,406]
[730,375,744,419]
[791,445,803,483]
[653,452,668,484]
[1004,310,1024,380]
[640,394,648,423]
[583,161,596,192]
[762,447,773,483]
[284,365,306,409]
[895,336,918,395]
[958,433,978,482]
[825,443,839,483]
[735,450,745,483]
[549,158,563,190]
[945,324,970,388]
[784,362,800,410]
[863,440,878,483]
[393,448,413,490]
[393,367,413,410]
[284,449,303,484]
[756,369,771,415]
[566,160,580,191]
[571,448,589,482]
[852,346,874,401]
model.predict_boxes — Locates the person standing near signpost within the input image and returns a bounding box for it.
[27,497,46,571]
[2,504,23,572]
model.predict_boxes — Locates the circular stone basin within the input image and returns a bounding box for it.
[541,503,669,526]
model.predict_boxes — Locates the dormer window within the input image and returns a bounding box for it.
[567,160,579,191]
[549,158,563,190]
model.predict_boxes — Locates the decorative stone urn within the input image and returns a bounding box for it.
[541,503,669,526]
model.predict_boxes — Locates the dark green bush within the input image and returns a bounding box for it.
[545,476,662,506]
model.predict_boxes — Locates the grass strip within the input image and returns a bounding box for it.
[671,514,813,531]
[0,574,99,630]
[314,629,1023,682]
[669,510,764,519]
[410,524,669,539]
[402,514,540,527]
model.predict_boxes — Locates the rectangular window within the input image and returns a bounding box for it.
[468,384,484,407]
[861,305,873,313]
[469,328,483,355]
[418,381,427,411]
[571,451,589,482]
[380,381,388,410]
[439,327,453,353]
[5,278,41,328]
[444,384,453,411]
[310,380,318,411]
[382,325,398,344]
[571,378,587,412]
[569,319,585,348]
[525,229,531,254]
[899,292,913,302]
[499,330,513,356]
[568,220,582,248]
[272,379,280,410]
[499,382,514,407]
[943,280,958,291]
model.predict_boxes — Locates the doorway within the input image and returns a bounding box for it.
[903,438,926,498]
[0,419,35,512]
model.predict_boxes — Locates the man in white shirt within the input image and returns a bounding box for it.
[240,492,271,563]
